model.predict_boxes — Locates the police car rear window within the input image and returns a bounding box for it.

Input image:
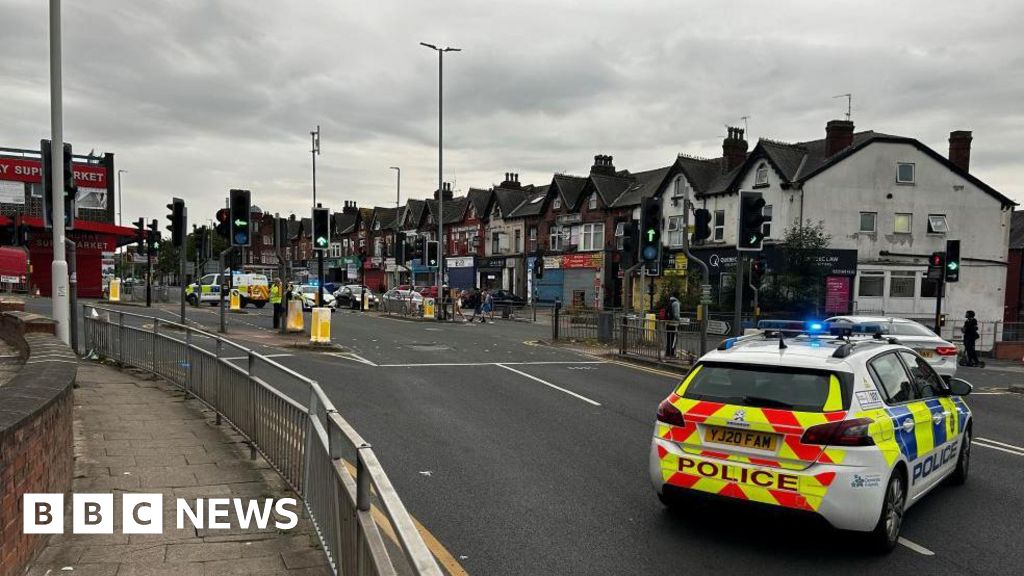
[680,362,853,412]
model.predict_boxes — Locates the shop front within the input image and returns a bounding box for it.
[688,245,858,313]
[446,256,475,291]
[476,256,505,291]
[362,257,386,293]
[533,252,604,307]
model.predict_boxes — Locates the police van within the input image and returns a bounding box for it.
[650,321,973,552]
[186,273,270,308]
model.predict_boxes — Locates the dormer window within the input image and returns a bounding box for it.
[588,195,598,210]
[754,164,769,187]
[553,197,562,210]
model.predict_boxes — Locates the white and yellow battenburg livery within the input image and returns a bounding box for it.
[650,322,972,552]
[186,273,270,308]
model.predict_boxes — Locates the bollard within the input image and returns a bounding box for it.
[310,307,331,343]
[287,300,304,332]
[230,289,241,311]
[109,278,121,302]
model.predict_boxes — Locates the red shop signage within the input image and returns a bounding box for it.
[0,156,108,188]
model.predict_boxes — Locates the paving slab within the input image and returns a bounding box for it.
[26,361,331,576]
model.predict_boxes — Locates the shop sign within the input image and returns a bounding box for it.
[561,252,603,269]
[556,213,582,225]
[448,256,474,269]
[0,156,107,187]
[477,256,505,269]
[825,276,851,314]
[663,253,688,276]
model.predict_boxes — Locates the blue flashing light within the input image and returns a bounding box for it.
[721,337,736,350]
[807,322,824,332]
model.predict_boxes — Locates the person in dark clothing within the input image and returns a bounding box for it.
[962,310,981,367]
[665,293,682,357]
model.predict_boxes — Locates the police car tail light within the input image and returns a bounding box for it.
[801,418,875,447]
[656,399,686,427]
[935,346,958,356]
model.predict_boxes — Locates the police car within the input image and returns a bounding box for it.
[650,321,973,552]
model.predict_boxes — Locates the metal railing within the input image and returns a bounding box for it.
[82,305,441,576]
[617,317,703,363]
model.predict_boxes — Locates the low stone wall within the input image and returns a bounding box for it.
[993,341,1024,361]
[0,312,77,576]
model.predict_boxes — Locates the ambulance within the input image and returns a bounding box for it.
[186,272,270,308]
[650,321,973,552]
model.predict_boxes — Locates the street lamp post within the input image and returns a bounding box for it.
[311,126,323,305]
[390,166,401,290]
[420,42,460,321]
[48,0,70,345]
[117,169,126,227]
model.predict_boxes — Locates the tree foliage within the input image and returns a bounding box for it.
[759,220,832,317]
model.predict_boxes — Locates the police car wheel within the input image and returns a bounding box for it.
[870,472,906,553]
[949,428,971,486]
[657,491,679,510]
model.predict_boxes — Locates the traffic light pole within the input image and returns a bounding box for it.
[219,247,234,333]
[179,241,187,323]
[733,254,745,337]
[934,275,945,335]
[65,239,77,354]
[680,186,709,356]
[146,247,152,307]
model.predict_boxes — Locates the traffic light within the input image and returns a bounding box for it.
[215,208,230,239]
[750,257,766,287]
[426,240,439,268]
[945,240,960,283]
[621,221,638,268]
[395,232,406,261]
[147,219,160,254]
[229,189,251,247]
[692,208,712,243]
[738,191,767,251]
[166,197,186,248]
[409,237,423,261]
[927,251,946,280]
[134,218,146,254]
[194,225,207,260]
[312,206,330,251]
[40,140,76,230]
[639,197,662,264]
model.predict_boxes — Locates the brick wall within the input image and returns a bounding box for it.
[0,388,73,575]
[0,314,76,576]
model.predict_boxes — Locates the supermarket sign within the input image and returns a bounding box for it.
[0,156,107,188]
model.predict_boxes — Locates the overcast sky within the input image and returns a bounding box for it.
[2,0,1021,226]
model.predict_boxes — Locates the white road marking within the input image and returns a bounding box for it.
[377,361,606,368]
[327,352,379,367]
[971,392,1007,395]
[496,364,601,406]
[898,537,935,556]
[973,439,1024,457]
[975,437,1024,451]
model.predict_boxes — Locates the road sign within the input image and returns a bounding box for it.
[707,320,729,335]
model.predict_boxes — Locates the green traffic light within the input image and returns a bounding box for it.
[645,229,655,242]
[947,262,959,271]
[316,237,328,247]
[234,219,248,227]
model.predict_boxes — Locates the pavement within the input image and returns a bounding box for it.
[23,297,1024,575]
[27,360,331,576]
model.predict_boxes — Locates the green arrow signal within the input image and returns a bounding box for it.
[316,237,328,247]
[947,261,958,270]
[645,229,656,242]
[234,219,248,227]
[749,234,759,245]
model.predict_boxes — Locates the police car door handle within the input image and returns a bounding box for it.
[901,418,915,432]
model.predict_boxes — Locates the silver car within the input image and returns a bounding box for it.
[826,316,958,380]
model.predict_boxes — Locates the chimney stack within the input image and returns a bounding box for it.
[948,130,972,172]
[343,200,358,214]
[501,172,522,189]
[435,182,454,201]
[591,154,616,176]
[825,119,855,157]
[722,127,748,173]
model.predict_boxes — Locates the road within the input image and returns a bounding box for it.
[31,298,1024,575]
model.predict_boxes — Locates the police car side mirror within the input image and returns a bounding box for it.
[948,378,972,396]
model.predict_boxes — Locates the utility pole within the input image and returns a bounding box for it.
[311,125,320,206]
[390,166,401,209]
[421,42,461,321]
[48,0,70,345]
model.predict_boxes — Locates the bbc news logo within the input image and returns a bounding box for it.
[24,494,299,534]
